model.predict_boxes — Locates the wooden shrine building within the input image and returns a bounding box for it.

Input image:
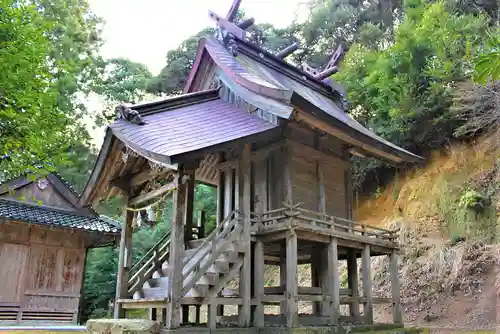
[78,0,423,331]
[0,173,120,324]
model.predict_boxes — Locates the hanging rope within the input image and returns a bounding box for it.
[125,186,178,212]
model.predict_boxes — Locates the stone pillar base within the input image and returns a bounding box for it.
[86,319,160,334]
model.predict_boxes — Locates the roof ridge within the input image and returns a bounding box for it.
[232,38,342,100]
[132,89,220,116]
[0,198,95,218]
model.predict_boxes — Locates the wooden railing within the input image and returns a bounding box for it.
[251,203,398,243]
[128,230,171,296]
[181,210,243,297]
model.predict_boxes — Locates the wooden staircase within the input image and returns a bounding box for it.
[122,211,246,307]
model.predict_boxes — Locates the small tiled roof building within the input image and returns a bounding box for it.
[0,173,120,324]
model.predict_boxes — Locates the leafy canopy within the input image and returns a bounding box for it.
[335,0,489,154]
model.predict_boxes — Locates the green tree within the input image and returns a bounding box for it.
[147,28,215,96]
[92,58,154,124]
[335,0,488,153]
[0,0,71,178]
[474,27,500,83]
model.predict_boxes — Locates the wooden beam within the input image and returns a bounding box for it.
[114,209,134,318]
[129,181,176,207]
[390,250,403,324]
[362,244,373,325]
[238,144,251,327]
[165,171,188,329]
[285,230,298,327]
[347,249,360,319]
[253,239,264,328]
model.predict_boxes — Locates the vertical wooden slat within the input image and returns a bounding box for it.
[238,144,251,327]
[114,209,133,319]
[347,249,360,319]
[362,244,373,325]
[390,250,403,324]
[285,230,298,328]
[328,237,340,325]
[165,170,188,329]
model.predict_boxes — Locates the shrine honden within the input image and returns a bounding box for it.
[78,0,423,331]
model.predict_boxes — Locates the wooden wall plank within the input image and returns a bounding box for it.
[0,242,29,302]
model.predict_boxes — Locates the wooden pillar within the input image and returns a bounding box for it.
[327,237,340,325]
[253,239,265,328]
[149,308,157,321]
[279,242,287,314]
[238,144,251,327]
[347,249,360,319]
[285,230,298,327]
[311,247,323,316]
[317,161,326,214]
[114,209,134,319]
[362,244,373,325]
[390,250,403,324]
[184,170,195,240]
[283,146,293,205]
[216,170,224,226]
[165,170,188,329]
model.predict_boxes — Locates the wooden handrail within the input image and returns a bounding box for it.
[130,229,171,275]
[255,203,398,241]
[183,210,239,267]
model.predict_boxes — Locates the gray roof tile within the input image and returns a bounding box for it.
[0,199,120,233]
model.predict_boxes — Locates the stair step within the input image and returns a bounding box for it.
[141,283,210,299]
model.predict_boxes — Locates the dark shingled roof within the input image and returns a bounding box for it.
[0,199,120,233]
[110,92,278,165]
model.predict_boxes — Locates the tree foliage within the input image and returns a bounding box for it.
[335,0,488,154]
[0,0,69,178]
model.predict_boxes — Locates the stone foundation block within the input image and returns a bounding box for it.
[86,318,160,334]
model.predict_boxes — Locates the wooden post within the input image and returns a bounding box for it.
[285,230,298,327]
[208,302,217,329]
[311,247,322,316]
[195,305,201,324]
[283,146,293,205]
[184,170,195,240]
[279,241,287,314]
[328,237,340,325]
[238,144,251,327]
[114,209,134,319]
[182,170,195,323]
[149,308,157,321]
[253,239,265,328]
[216,154,225,227]
[362,244,373,325]
[317,161,326,214]
[165,170,188,329]
[347,249,360,319]
[390,250,403,324]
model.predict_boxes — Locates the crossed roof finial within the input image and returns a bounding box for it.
[301,44,345,80]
